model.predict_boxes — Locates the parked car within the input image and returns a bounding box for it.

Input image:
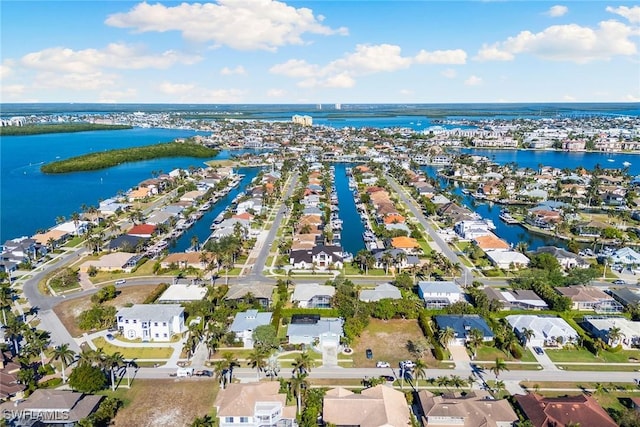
[115,279,126,285]
[106,333,114,341]
[399,360,415,370]
[195,370,213,377]
[366,349,373,359]
[613,279,626,285]
[533,346,544,355]
[376,361,390,368]
[380,375,395,382]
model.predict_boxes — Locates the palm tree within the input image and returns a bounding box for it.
[71,211,81,236]
[292,350,313,375]
[494,379,506,397]
[105,352,125,391]
[449,374,465,390]
[247,348,268,381]
[438,326,456,349]
[0,285,15,326]
[51,344,76,383]
[520,327,535,347]
[212,360,227,389]
[413,359,427,389]
[24,328,50,367]
[491,357,508,379]
[467,328,484,360]
[381,252,394,275]
[607,326,624,346]
[289,371,308,415]
[3,316,25,354]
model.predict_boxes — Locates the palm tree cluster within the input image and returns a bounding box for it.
[201,234,246,284]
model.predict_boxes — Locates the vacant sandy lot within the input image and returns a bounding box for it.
[53,285,159,337]
[352,318,435,367]
[113,379,218,427]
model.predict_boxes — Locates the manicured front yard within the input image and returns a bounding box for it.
[474,344,536,362]
[93,337,175,359]
[546,347,640,363]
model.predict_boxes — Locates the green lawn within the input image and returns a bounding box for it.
[474,345,536,362]
[93,337,174,359]
[90,259,158,283]
[546,347,640,363]
[558,364,640,371]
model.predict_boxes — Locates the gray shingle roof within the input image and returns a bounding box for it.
[229,310,272,332]
[116,304,183,322]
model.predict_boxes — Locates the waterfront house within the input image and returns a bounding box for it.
[417,281,463,309]
[237,198,263,215]
[160,252,209,270]
[610,246,640,266]
[127,224,156,238]
[514,393,616,427]
[53,220,90,236]
[128,187,152,202]
[0,389,103,425]
[225,283,274,308]
[359,282,402,302]
[582,315,640,348]
[323,385,410,427]
[389,236,420,254]
[108,235,148,252]
[180,190,206,202]
[574,220,609,238]
[32,229,69,248]
[418,390,517,427]
[289,246,344,270]
[454,220,491,240]
[146,211,176,226]
[472,234,510,252]
[530,246,589,269]
[482,288,548,311]
[555,286,623,313]
[286,315,343,346]
[603,192,625,206]
[214,382,297,427]
[229,310,273,348]
[506,315,579,347]
[291,283,335,308]
[116,304,185,341]
[485,250,530,270]
[373,249,419,270]
[434,315,494,346]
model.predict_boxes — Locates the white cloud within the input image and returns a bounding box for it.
[266,88,285,97]
[159,82,196,95]
[606,6,640,23]
[157,81,246,102]
[20,43,201,73]
[1,84,25,98]
[0,62,14,79]
[33,71,118,90]
[475,20,638,63]
[220,65,247,75]
[464,75,483,86]
[399,89,413,96]
[546,5,568,17]
[105,0,348,52]
[99,88,138,103]
[563,94,576,101]
[271,43,467,88]
[415,49,467,64]
[625,93,640,102]
[440,68,457,79]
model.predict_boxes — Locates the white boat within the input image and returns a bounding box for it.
[623,161,632,167]
[607,158,615,162]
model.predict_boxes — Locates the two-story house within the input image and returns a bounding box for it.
[214,382,297,427]
[229,310,273,348]
[116,304,185,342]
[418,281,463,309]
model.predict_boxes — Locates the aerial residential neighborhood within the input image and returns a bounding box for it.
[2,108,640,426]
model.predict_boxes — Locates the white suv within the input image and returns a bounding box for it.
[376,361,390,368]
[400,360,416,369]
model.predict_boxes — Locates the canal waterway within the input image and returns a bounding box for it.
[333,163,366,255]
[422,166,566,251]
[169,168,260,253]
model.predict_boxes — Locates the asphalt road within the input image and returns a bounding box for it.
[386,175,474,286]
[247,172,298,280]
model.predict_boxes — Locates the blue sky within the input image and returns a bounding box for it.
[1,1,639,103]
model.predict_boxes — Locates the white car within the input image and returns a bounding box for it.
[400,360,416,369]
[114,279,126,285]
[376,361,390,368]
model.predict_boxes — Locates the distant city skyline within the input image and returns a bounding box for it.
[1,1,639,104]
